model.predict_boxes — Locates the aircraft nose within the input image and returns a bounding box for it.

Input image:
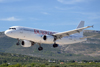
[4,30,11,36]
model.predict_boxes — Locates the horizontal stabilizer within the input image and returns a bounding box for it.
[80,35,97,39]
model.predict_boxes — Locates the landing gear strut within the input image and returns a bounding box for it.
[53,36,59,48]
[38,43,43,51]
[16,39,20,46]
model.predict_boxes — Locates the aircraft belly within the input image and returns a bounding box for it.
[56,37,86,45]
[56,38,73,45]
[25,34,40,42]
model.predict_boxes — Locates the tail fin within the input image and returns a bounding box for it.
[77,21,84,29]
[75,21,85,36]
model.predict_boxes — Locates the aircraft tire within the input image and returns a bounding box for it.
[53,43,58,48]
[38,46,43,51]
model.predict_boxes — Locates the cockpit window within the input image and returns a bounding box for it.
[9,28,16,30]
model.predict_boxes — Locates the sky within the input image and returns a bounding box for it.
[0,0,100,32]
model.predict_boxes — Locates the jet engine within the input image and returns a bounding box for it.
[42,35,54,43]
[43,35,47,40]
[21,40,35,47]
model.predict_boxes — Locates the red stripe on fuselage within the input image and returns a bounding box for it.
[34,29,56,35]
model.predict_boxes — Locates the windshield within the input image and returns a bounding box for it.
[9,28,16,30]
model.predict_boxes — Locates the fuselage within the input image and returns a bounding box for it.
[5,26,86,46]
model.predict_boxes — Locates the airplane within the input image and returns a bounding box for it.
[4,21,93,51]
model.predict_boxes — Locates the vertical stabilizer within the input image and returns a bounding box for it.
[75,21,85,36]
[77,21,84,29]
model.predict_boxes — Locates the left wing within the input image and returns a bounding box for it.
[52,26,93,39]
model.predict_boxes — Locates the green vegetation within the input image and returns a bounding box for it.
[0,52,48,65]
[0,52,100,67]
[0,62,100,67]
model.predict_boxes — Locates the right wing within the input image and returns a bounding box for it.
[52,26,93,39]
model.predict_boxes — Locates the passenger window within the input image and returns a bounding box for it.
[12,28,16,30]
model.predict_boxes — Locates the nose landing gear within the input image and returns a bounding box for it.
[16,39,20,46]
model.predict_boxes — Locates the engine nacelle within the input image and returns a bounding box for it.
[42,35,54,43]
[21,40,34,47]
[43,35,47,40]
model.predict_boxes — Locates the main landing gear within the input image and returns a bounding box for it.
[53,36,59,48]
[38,46,43,51]
[38,43,43,51]
[53,43,58,48]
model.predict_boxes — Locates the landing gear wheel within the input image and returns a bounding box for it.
[38,46,43,51]
[53,43,58,48]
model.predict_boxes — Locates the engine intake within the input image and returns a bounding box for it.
[22,41,24,45]
[21,40,35,47]
[43,35,47,40]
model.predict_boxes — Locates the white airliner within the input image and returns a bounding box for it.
[4,21,93,51]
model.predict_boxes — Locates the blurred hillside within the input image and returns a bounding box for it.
[0,30,100,60]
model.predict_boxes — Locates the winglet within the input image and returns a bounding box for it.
[88,25,94,28]
[92,25,94,28]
